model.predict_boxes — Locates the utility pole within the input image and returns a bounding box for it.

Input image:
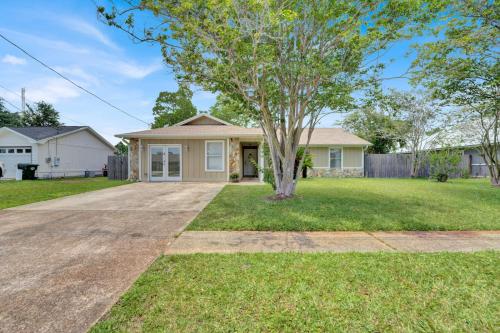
[21,87,26,113]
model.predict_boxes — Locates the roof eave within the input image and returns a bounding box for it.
[116,133,263,140]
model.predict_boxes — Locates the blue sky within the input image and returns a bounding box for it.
[0,0,415,144]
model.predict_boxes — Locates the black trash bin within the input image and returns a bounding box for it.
[17,163,39,180]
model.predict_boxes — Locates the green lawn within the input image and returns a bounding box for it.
[0,177,129,209]
[91,252,499,333]
[188,178,500,231]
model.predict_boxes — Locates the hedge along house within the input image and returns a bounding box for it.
[117,114,371,182]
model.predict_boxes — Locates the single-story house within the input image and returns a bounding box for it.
[117,114,371,182]
[0,126,115,179]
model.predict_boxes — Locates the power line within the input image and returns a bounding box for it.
[0,84,103,127]
[0,32,149,125]
[0,96,21,111]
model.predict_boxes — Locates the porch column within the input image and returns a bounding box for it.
[228,138,241,179]
[129,138,139,181]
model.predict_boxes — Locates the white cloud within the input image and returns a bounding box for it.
[60,17,119,50]
[1,54,27,65]
[111,60,163,79]
[0,28,91,54]
[53,66,100,86]
[26,78,81,103]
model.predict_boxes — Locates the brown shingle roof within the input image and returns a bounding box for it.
[117,126,370,146]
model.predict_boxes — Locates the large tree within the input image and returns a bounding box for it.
[209,94,257,127]
[0,99,21,127]
[100,0,443,197]
[152,85,197,128]
[21,101,62,127]
[412,0,499,185]
[342,89,407,154]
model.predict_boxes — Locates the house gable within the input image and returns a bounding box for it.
[174,114,232,126]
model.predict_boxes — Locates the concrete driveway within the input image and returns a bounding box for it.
[0,182,224,333]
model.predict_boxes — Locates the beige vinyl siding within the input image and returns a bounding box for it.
[141,139,227,181]
[308,147,329,168]
[343,147,363,168]
[308,146,364,169]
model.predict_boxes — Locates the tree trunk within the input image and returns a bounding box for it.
[273,151,297,198]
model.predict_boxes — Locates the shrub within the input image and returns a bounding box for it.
[428,149,462,182]
[229,172,239,182]
[461,168,470,179]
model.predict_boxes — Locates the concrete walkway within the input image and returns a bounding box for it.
[165,231,500,254]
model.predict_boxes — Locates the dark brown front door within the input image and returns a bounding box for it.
[243,147,258,177]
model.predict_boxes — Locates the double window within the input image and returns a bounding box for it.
[205,141,225,172]
[329,148,342,169]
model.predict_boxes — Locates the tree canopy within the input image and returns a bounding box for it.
[114,140,129,156]
[100,0,445,197]
[209,94,257,127]
[151,85,197,128]
[0,99,22,127]
[21,101,62,127]
[411,0,499,185]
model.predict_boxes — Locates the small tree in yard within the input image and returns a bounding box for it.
[387,91,443,178]
[99,0,443,198]
[412,0,499,186]
[428,148,462,182]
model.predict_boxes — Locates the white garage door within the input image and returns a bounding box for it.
[0,147,32,179]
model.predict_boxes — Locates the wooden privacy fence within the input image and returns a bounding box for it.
[364,153,469,178]
[107,156,128,180]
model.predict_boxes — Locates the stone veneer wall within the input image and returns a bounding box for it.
[308,167,364,178]
[228,138,241,177]
[129,138,139,180]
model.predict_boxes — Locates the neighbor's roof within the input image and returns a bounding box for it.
[8,126,86,141]
[4,126,116,150]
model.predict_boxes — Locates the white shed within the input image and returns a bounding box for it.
[0,126,115,179]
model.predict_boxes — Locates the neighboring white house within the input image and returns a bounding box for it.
[0,126,115,179]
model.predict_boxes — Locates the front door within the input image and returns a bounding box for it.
[243,148,258,177]
[149,145,182,181]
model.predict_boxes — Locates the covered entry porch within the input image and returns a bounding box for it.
[228,138,264,182]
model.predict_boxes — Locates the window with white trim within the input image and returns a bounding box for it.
[329,148,342,169]
[205,141,224,171]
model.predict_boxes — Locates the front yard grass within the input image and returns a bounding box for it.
[0,177,129,209]
[188,178,500,231]
[91,252,499,332]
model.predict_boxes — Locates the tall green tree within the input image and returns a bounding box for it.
[209,94,257,127]
[0,99,21,127]
[114,140,129,156]
[21,101,62,127]
[342,104,406,154]
[100,0,444,198]
[152,85,197,128]
[412,0,499,185]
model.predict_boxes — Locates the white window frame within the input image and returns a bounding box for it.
[205,140,225,172]
[329,147,343,170]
